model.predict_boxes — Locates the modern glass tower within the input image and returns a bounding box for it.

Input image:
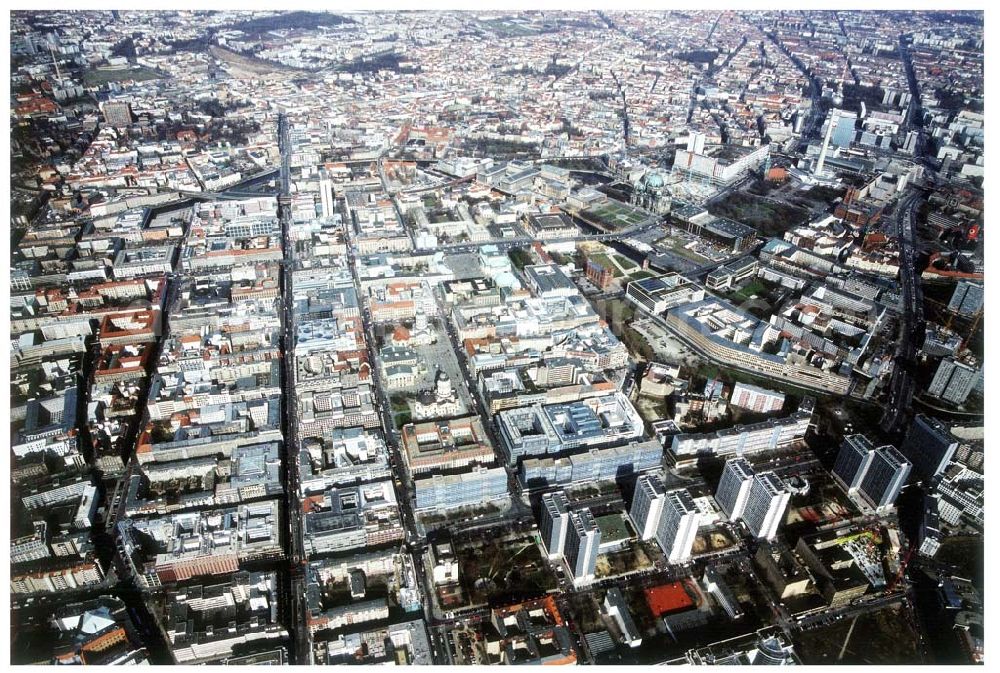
[859,446,912,509]
[833,434,875,491]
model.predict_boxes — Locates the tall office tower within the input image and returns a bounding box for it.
[829,109,858,147]
[716,458,755,521]
[656,489,700,564]
[319,173,335,218]
[833,434,875,491]
[927,358,980,406]
[903,415,959,480]
[689,132,707,154]
[742,472,791,541]
[539,491,571,559]
[947,281,984,317]
[564,508,601,583]
[859,446,912,509]
[629,474,666,540]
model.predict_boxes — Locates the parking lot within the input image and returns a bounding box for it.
[631,318,703,367]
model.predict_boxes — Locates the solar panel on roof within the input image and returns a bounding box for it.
[637,276,666,291]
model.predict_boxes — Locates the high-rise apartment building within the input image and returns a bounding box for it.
[629,474,666,540]
[927,357,980,406]
[539,491,571,559]
[565,508,601,584]
[833,436,910,509]
[319,175,335,218]
[947,281,984,317]
[655,489,700,564]
[715,458,755,521]
[742,472,791,541]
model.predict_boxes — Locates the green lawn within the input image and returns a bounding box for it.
[589,253,624,277]
[802,184,847,204]
[584,199,648,230]
[479,18,548,37]
[509,247,534,271]
[594,297,635,335]
[456,536,557,604]
[623,325,654,361]
[794,605,922,664]
[616,255,639,271]
[83,66,163,86]
[733,280,767,301]
[708,191,810,237]
[665,238,710,262]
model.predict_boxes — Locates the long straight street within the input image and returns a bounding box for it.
[275,112,310,664]
[881,189,925,434]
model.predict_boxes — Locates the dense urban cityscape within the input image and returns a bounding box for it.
[8,8,985,666]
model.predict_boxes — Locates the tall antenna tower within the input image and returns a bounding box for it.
[48,43,63,83]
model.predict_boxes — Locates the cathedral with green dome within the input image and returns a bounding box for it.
[631,169,672,215]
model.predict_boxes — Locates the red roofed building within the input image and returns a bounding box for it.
[392,324,412,346]
[98,309,160,346]
[93,344,152,384]
[14,93,60,119]
[644,581,695,618]
[533,241,553,264]
[766,166,789,183]
[862,232,888,252]
[80,627,129,657]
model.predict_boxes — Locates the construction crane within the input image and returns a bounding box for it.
[939,303,982,353]
[962,309,983,352]
[887,542,916,592]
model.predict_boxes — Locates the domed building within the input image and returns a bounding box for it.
[642,171,664,190]
[391,310,436,347]
[832,80,845,107]
[631,170,672,215]
[413,368,461,420]
[435,369,452,398]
